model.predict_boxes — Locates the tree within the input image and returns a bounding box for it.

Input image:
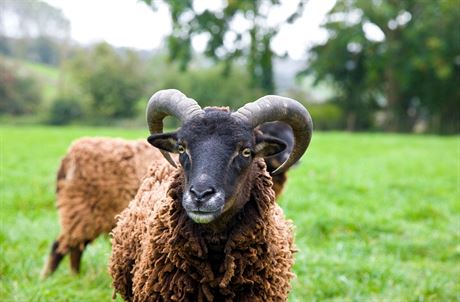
[149,61,266,109]
[307,0,460,133]
[304,22,379,130]
[66,43,147,119]
[142,0,307,94]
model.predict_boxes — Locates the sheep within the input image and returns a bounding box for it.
[109,89,312,301]
[41,137,169,278]
[42,125,294,278]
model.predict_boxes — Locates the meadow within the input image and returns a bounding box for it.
[1,125,459,301]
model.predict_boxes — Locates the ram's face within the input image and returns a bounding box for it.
[148,109,286,224]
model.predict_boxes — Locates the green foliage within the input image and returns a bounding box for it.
[22,59,59,103]
[307,0,460,133]
[0,58,43,115]
[1,126,459,301]
[143,0,307,93]
[47,96,83,125]
[2,53,268,126]
[0,36,64,66]
[65,43,147,119]
[285,89,345,130]
[307,102,345,130]
[28,36,62,65]
[305,22,377,130]
[1,56,60,106]
[150,61,265,111]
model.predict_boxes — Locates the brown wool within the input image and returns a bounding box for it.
[109,159,296,302]
[53,137,170,255]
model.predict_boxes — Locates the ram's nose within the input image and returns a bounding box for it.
[189,185,216,203]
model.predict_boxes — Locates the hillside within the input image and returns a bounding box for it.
[2,56,60,104]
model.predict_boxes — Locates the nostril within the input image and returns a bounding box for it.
[190,186,215,200]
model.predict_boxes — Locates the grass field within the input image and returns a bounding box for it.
[1,126,459,301]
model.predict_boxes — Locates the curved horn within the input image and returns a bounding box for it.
[232,95,312,175]
[146,89,204,167]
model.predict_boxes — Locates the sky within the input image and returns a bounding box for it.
[43,0,336,60]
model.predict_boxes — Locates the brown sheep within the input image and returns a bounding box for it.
[41,137,167,277]
[109,89,312,301]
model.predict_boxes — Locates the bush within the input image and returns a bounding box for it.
[149,62,265,110]
[0,58,42,115]
[307,102,345,130]
[47,96,83,125]
[66,43,147,119]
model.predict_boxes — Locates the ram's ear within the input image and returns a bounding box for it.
[147,132,178,153]
[254,133,287,158]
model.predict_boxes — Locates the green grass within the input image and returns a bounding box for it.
[23,60,60,81]
[1,126,459,301]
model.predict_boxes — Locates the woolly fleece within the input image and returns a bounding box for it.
[54,137,164,254]
[109,159,295,302]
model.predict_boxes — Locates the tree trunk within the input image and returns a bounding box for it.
[346,111,356,131]
[384,67,401,131]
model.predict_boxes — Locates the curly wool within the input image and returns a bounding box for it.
[110,159,295,302]
[271,173,287,198]
[54,137,166,254]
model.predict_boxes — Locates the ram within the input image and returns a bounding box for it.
[109,89,312,301]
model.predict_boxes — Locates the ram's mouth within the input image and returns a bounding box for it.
[187,210,220,224]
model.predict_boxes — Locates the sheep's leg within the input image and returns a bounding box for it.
[69,248,82,274]
[41,240,65,278]
[69,240,90,274]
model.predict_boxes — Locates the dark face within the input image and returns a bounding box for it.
[259,122,295,173]
[148,110,286,224]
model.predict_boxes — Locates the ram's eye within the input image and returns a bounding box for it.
[177,144,186,154]
[241,148,252,158]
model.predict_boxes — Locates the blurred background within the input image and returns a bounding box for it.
[1,0,458,133]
